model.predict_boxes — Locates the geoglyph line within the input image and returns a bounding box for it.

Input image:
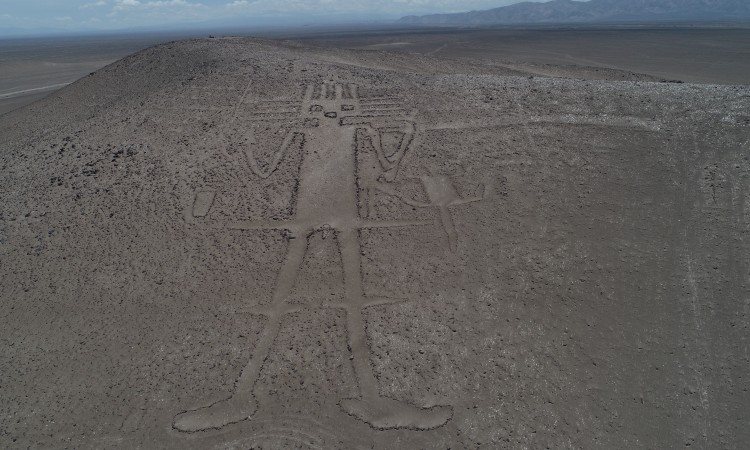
[0,82,71,99]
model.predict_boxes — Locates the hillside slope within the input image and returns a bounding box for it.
[1,38,749,449]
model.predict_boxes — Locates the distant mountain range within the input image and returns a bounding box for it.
[398,0,750,26]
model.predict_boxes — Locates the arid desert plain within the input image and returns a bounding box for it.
[1,28,749,448]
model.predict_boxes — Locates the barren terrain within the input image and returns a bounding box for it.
[3,26,749,116]
[0,37,749,448]
[298,27,750,84]
[0,33,200,115]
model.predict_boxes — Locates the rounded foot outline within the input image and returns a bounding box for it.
[173,396,257,432]
[340,396,452,430]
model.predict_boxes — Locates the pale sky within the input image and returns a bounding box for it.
[0,0,544,35]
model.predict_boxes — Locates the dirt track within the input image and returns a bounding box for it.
[1,37,749,448]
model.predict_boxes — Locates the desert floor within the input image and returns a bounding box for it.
[2,26,749,115]
[0,34,748,448]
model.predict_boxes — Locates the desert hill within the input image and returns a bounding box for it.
[1,38,748,448]
[399,0,750,25]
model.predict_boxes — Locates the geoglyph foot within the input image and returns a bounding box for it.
[173,396,257,432]
[340,396,452,430]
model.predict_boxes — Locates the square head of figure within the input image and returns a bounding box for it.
[303,83,360,121]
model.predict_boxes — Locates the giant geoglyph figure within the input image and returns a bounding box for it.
[176,83,484,432]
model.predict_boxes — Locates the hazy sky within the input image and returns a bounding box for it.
[0,0,544,34]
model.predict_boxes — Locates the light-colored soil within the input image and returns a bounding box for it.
[0,37,748,449]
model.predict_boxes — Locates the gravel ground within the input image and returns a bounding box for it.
[1,37,748,449]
